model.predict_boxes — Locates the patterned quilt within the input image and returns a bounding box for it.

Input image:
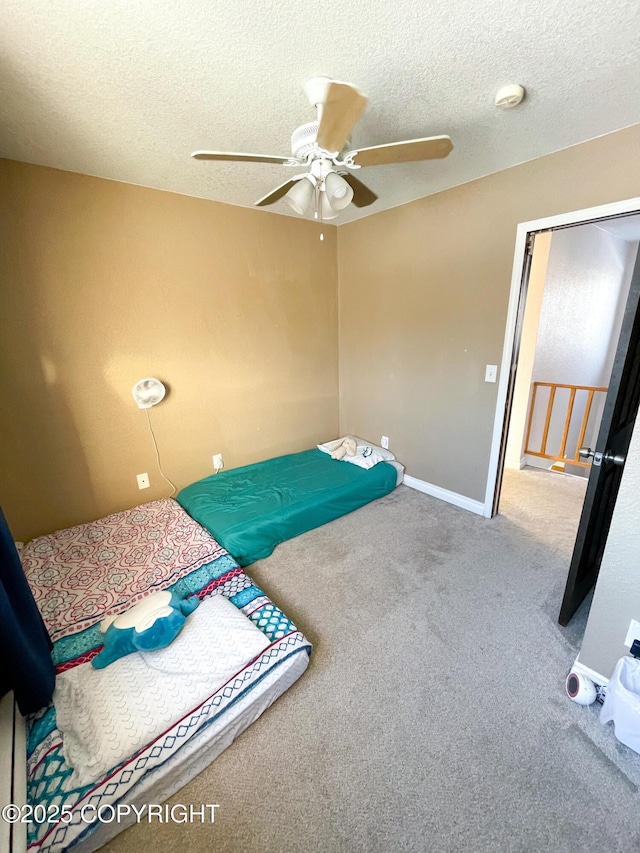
[21,499,311,853]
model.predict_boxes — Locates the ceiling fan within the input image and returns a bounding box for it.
[192,77,453,222]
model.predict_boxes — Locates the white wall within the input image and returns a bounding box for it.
[508,224,637,472]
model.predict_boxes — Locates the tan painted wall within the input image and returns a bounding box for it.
[0,160,338,541]
[337,124,640,502]
[2,124,640,540]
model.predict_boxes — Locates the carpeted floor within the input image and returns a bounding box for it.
[103,467,640,853]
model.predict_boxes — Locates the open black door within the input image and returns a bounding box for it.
[558,245,640,625]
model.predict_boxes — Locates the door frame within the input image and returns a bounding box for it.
[483,195,640,518]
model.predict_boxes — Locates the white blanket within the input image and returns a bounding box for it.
[54,594,271,786]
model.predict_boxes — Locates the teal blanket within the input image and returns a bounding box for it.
[177,449,397,565]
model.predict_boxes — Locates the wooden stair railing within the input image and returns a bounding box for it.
[524,382,608,468]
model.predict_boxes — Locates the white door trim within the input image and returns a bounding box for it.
[483,195,640,518]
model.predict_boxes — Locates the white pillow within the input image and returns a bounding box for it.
[317,436,396,468]
[54,594,270,786]
[344,449,388,470]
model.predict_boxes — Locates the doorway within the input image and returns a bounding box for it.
[484,196,640,625]
[505,223,637,481]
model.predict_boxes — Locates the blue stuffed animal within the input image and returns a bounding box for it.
[92,590,200,669]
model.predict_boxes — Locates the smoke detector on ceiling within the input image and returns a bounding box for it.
[495,84,526,109]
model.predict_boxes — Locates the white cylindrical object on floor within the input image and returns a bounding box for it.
[566,670,597,705]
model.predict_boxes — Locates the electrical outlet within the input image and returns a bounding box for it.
[213,453,224,470]
[624,619,640,649]
[485,364,498,383]
[137,472,150,490]
[381,436,389,449]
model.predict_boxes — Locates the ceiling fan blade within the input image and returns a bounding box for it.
[192,150,292,164]
[254,178,300,207]
[348,135,453,168]
[316,81,368,153]
[339,173,378,208]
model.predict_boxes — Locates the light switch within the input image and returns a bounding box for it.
[485,365,497,383]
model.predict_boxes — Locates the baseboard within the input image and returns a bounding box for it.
[504,455,527,470]
[403,475,485,516]
[571,657,609,687]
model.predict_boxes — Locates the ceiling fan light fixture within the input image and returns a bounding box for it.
[320,193,339,220]
[324,170,354,210]
[285,176,315,215]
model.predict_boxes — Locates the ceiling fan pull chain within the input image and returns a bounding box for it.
[313,182,326,241]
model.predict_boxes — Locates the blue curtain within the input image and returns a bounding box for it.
[0,506,55,714]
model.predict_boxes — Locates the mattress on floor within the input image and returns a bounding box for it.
[176,448,398,566]
[21,499,311,853]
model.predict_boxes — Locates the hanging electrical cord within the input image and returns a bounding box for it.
[145,408,177,497]
[131,377,177,498]
[313,181,325,241]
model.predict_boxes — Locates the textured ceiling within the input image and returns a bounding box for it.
[1,0,639,224]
